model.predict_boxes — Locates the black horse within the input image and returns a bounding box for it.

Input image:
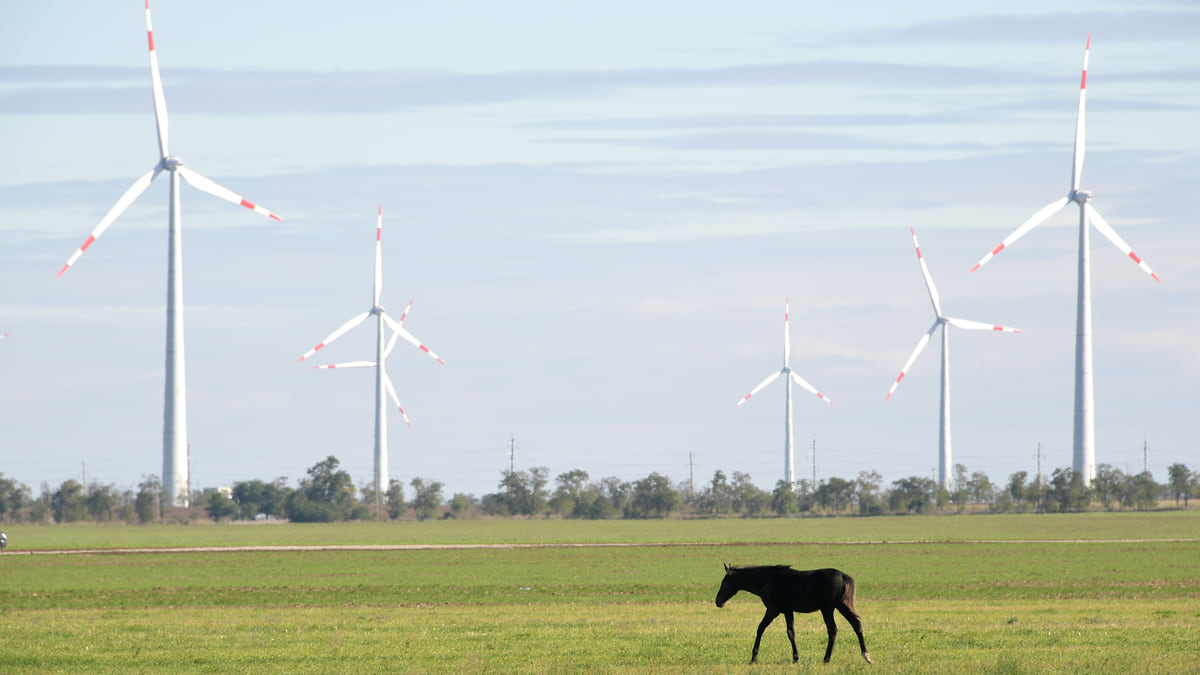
[715,564,872,665]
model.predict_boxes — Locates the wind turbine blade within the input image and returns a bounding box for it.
[886,320,940,401]
[783,297,791,366]
[789,371,834,405]
[382,314,445,364]
[0,332,9,339]
[313,361,376,369]
[910,227,942,316]
[1085,204,1161,282]
[397,298,415,324]
[1071,34,1090,193]
[946,317,1022,333]
[145,0,169,158]
[383,373,413,429]
[970,197,1070,272]
[177,166,283,221]
[382,328,402,359]
[297,311,370,362]
[57,167,159,277]
[734,370,782,408]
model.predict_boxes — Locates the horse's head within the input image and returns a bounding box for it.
[715,563,739,608]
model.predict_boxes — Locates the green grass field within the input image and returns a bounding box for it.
[1,512,1197,673]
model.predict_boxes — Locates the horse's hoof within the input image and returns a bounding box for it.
[863,652,873,665]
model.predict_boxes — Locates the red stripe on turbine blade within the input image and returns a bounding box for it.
[80,234,96,252]
[896,373,905,383]
[239,199,256,210]
[1081,70,1087,90]
[1152,273,1161,283]
[269,213,282,221]
[420,346,430,353]
[992,326,1003,331]
[969,263,981,273]
[148,31,155,52]
[991,243,1005,256]
[56,264,70,278]
[1129,252,1142,264]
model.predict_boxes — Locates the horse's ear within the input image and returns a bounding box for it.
[724,562,730,573]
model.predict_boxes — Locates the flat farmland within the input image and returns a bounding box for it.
[0,512,1197,673]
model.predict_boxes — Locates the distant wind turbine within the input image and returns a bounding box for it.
[297,206,444,510]
[969,35,1159,485]
[734,298,833,487]
[887,227,1021,490]
[57,1,282,507]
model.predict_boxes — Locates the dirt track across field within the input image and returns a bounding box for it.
[7,538,1198,556]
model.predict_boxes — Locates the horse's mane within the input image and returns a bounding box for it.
[728,564,794,573]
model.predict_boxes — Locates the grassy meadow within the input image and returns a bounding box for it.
[0,512,1197,673]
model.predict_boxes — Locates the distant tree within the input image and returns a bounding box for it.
[28,483,52,524]
[135,475,163,524]
[599,476,630,514]
[888,476,936,514]
[967,471,995,505]
[550,469,590,517]
[730,472,768,516]
[1046,468,1091,512]
[51,480,86,523]
[855,471,883,516]
[410,478,444,521]
[232,478,289,520]
[814,477,854,512]
[85,483,118,522]
[206,491,237,521]
[1166,464,1192,507]
[1092,465,1125,510]
[448,493,475,519]
[701,471,734,515]
[286,456,356,522]
[771,480,799,516]
[1123,472,1159,510]
[485,468,550,517]
[0,473,31,523]
[1007,471,1028,508]
[386,479,407,520]
[950,464,970,511]
[625,473,680,518]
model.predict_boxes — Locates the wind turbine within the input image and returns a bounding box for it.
[734,298,833,487]
[969,35,1159,484]
[57,2,282,507]
[887,227,1021,490]
[297,206,444,512]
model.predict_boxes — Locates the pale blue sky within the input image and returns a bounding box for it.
[1,1,1196,500]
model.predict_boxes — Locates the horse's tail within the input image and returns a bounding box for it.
[840,571,862,619]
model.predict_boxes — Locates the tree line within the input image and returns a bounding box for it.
[0,458,1195,525]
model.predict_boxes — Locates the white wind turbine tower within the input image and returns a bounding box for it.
[734,298,833,487]
[57,2,282,507]
[887,227,1022,490]
[969,36,1160,485]
[297,206,444,512]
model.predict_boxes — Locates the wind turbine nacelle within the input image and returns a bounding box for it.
[1070,188,1093,204]
[163,156,183,171]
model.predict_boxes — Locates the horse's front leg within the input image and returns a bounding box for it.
[784,611,798,663]
[820,607,839,663]
[750,609,779,664]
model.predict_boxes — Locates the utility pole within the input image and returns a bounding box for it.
[689,451,695,499]
[1036,442,1043,487]
[81,461,87,494]
[509,435,516,474]
[1143,438,1148,474]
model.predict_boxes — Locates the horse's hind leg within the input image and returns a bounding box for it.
[750,609,779,664]
[784,611,798,663]
[820,607,838,663]
[837,603,873,664]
